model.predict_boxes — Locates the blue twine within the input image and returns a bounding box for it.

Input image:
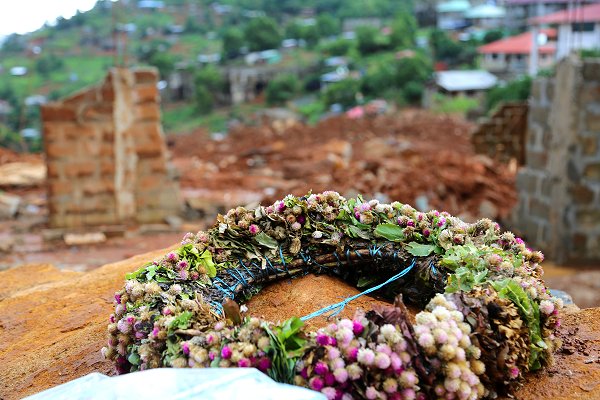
[238,259,257,281]
[213,276,236,297]
[210,301,225,316]
[300,259,416,321]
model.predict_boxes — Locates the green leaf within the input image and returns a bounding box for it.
[127,352,140,366]
[146,265,157,281]
[357,276,378,288]
[374,223,404,241]
[125,265,147,280]
[255,232,279,250]
[199,249,217,278]
[168,311,193,333]
[347,225,370,239]
[406,242,435,257]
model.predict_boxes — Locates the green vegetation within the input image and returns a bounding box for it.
[194,66,226,114]
[265,74,300,105]
[485,76,532,112]
[431,94,480,115]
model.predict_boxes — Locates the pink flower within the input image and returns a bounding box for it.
[221,346,232,359]
[374,352,391,369]
[328,347,340,360]
[310,377,324,391]
[182,343,190,355]
[167,252,179,262]
[177,260,188,269]
[208,351,215,361]
[114,294,122,304]
[321,387,336,400]
[291,222,302,231]
[509,367,520,379]
[179,269,189,280]
[423,229,430,237]
[314,361,329,375]
[407,220,415,227]
[333,368,348,383]
[352,320,364,335]
[258,357,271,372]
[365,387,379,400]
[515,237,524,244]
[390,353,402,371]
[316,334,330,346]
[357,348,375,366]
[324,373,335,386]
[437,217,446,227]
[238,358,251,367]
[249,224,260,235]
[347,347,358,361]
[275,201,286,212]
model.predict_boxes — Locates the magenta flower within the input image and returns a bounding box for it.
[352,320,364,335]
[316,333,330,346]
[310,377,324,391]
[333,368,348,383]
[407,220,415,227]
[249,224,260,235]
[179,270,189,280]
[258,357,271,372]
[182,343,190,355]
[314,361,329,375]
[238,358,251,368]
[297,215,306,224]
[347,347,358,361]
[509,367,520,379]
[114,294,122,304]
[167,252,179,262]
[221,346,232,359]
[437,217,446,227]
[423,229,430,237]
[177,260,189,269]
[162,307,172,316]
[151,326,159,337]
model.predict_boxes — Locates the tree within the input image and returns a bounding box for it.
[322,79,361,107]
[34,54,64,77]
[195,66,225,114]
[389,11,417,49]
[319,38,353,56]
[483,29,503,44]
[265,74,300,105]
[244,17,282,51]
[356,26,389,55]
[222,28,245,59]
[485,77,532,112]
[316,14,340,38]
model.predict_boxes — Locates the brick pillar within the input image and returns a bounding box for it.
[41,67,180,228]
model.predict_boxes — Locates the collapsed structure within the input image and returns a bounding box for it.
[41,68,180,228]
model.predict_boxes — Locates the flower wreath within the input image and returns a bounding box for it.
[103,192,562,400]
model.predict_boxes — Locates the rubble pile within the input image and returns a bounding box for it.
[172,111,516,221]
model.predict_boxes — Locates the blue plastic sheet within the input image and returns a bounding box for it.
[24,368,326,400]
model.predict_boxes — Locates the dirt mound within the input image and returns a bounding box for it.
[171,111,516,220]
[1,250,598,399]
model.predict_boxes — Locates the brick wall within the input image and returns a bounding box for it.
[511,55,600,263]
[41,68,180,228]
[471,103,528,165]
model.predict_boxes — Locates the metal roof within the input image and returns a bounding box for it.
[435,70,498,92]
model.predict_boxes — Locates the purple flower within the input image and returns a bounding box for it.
[316,333,330,346]
[258,357,271,372]
[167,252,179,262]
[177,260,189,269]
[249,224,260,235]
[151,326,159,337]
[179,270,189,280]
[297,215,306,224]
[238,358,251,367]
[209,351,215,361]
[437,217,446,227]
[509,367,520,379]
[406,220,415,227]
[310,377,324,391]
[515,237,524,244]
[275,201,286,212]
[324,373,335,386]
[315,361,329,375]
[114,294,122,304]
[347,347,358,361]
[352,320,364,335]
[109,314,115,323]
[221,346,232,359]
[190,271,200,280]
[423,229,430,237]
[182,343,190,355]
[300,367,308,379]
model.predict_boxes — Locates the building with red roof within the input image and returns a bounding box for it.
[504,0,600,30]
[529,3,600,59]
[478,29,557,74]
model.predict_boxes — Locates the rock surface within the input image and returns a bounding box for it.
[0,249,599,400]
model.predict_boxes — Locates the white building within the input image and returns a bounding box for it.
[530,3,600,59]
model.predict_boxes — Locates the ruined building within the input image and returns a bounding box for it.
[41,68,180,228]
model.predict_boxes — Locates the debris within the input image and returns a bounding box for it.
[0,162,46,186]
[64,232,107,246]
[0,192,21,219]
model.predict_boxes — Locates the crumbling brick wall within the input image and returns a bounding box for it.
[41,67,180,228]
[471,103,528,165]
[511,55,600,263]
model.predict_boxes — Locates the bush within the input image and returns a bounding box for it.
[244,17,282,52]
[485,76,532,112]
[265,74,300,105]
[35,54,64,77]
[322,79,361,108]
[319,38,353,56]
[195,66,225,114]
[401,81,424,105]
[356,26,389,55]
[483,29,503,44]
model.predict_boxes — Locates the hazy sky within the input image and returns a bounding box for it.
[0,0,99,38]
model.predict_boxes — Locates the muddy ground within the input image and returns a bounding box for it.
[0,248,599,400]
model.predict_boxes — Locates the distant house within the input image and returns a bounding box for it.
[436,0,470,30]
[137,0,164,10]
[465,4,506,29]
[0,100,12,123]
[433,70,498,96]
[9,66,27,76]
[342,18,383,32]
[478,29,557,74]
[505,0,600,31]
[529,3,600,60]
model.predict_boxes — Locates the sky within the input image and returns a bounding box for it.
[0,0,99,39]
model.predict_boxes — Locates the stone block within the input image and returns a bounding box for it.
[584,163,600,180]
[134,84,159,103]
[526,150,548,169]
[133,69,158,85]
[45,142,76,159]
[516,171,538,192]
[529,198,550,219]
[581,84,600,103]
[586,113,600,132]
[135,103,160,122]
[41,105,77,122]
[580,136,598,156]
[540,177,553,197]
[569,184,595,204]
[576,209,600,230]
[583,60,600,81]
[81,104,113,121]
